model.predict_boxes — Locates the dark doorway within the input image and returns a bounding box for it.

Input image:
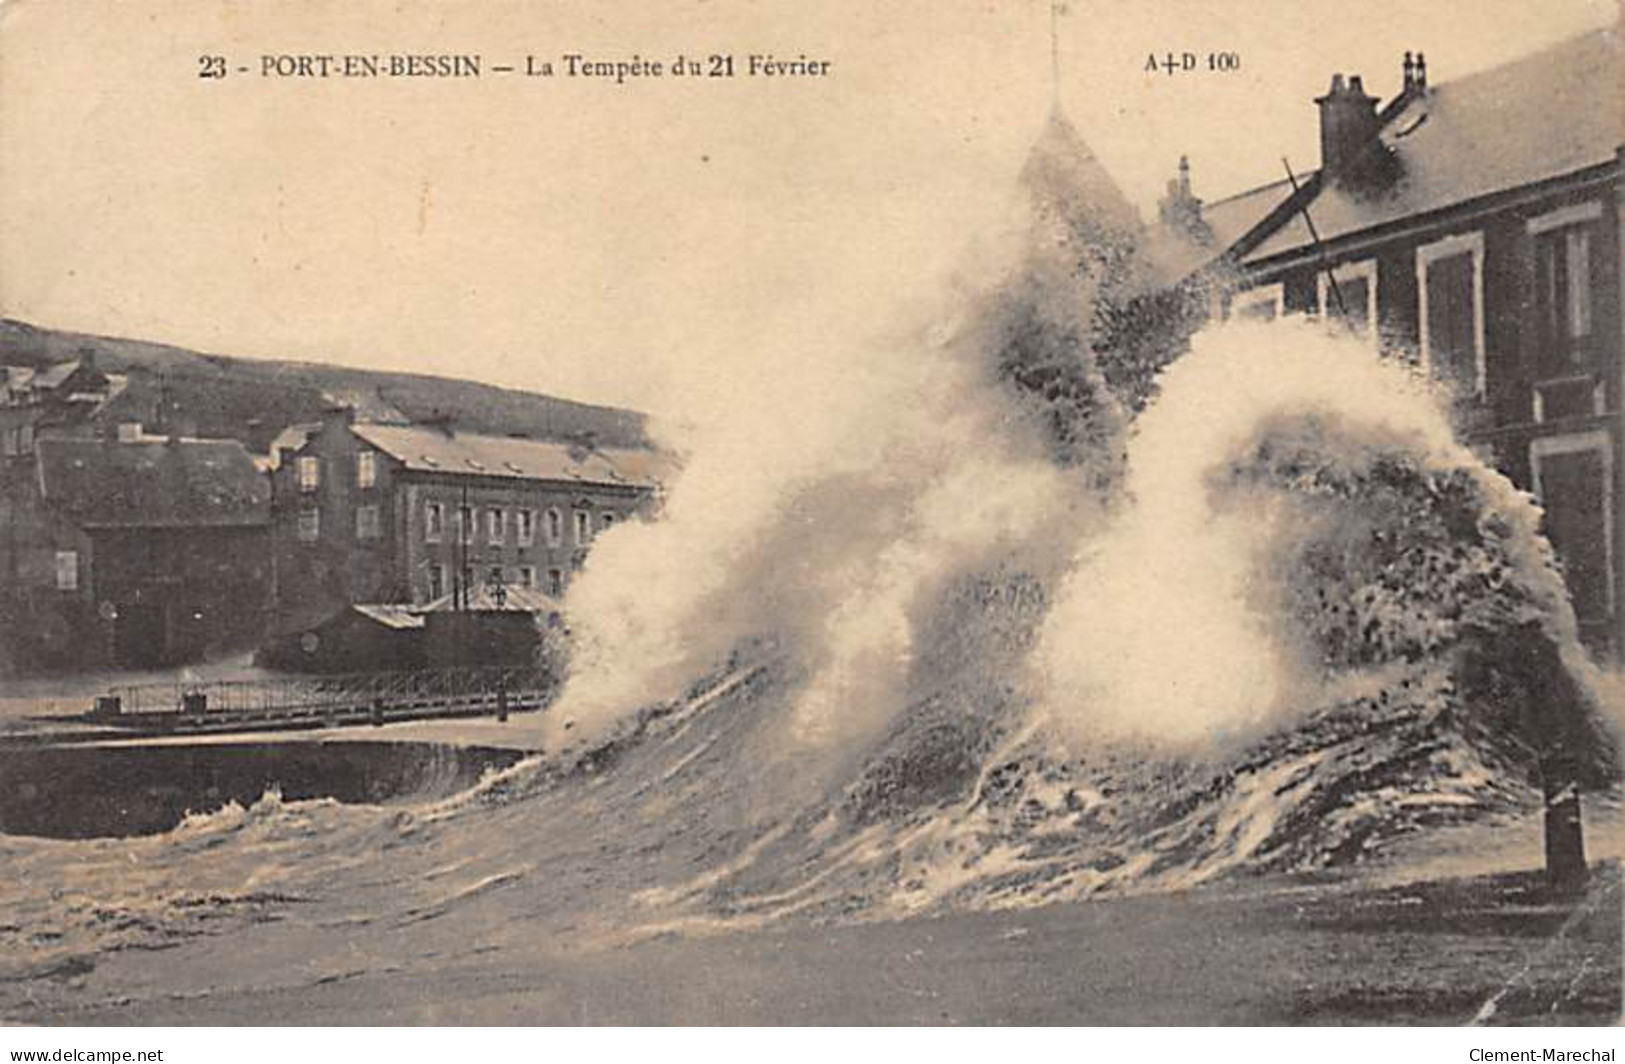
[113,602,167,668]
[1538,444,1613,655]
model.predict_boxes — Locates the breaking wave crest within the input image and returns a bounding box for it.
[4,122,1620,1006]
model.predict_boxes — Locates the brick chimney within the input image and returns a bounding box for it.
[1315,73,1382,178]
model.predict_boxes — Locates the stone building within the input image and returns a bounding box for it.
[268,410,668,636]
[0,434,272,670]
[1162,30,1622,660]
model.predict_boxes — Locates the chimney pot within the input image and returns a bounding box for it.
[1415,52,1427,90]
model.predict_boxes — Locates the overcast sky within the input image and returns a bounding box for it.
[0,0,1613,421]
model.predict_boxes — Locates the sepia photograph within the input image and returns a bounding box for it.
[0,0,1621,1034]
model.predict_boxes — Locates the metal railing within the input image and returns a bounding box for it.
[100,665,553,719]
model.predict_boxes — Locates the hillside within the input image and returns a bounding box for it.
[0,319,649,453]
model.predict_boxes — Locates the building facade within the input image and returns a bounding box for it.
[269,411,667,633]
[1168,32,1622,661]
[0,435,272,671]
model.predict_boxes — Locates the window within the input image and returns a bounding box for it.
[574,509,592,546]
[547,568,565,596]
[518,566,536,588]
[1317,259,1378,341]
[2,423,37,456]
[428,564,446,600]
[425,501,444,543]
[1230,283,1284,322]
[600,512,617,530]
[487,566,505,587]
[54,550,78,591]
[297,456,321,493]
[487,507,504,544]
[517,509,535,546]
[458,505,474,544]
[355,504,381,540]
[356,451,377,490]
[1533,378,1607,424]
[1530,202,1601,369]
[297,508,320,542]
[1530,431,1615,633]
[1416,231,1485,398]
[545,507,564,547]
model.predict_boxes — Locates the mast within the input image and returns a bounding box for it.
[1049,2,1064,111]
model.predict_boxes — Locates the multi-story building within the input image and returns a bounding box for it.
[268,409,668,631]
[1161,30,1622,661]
[0,433,271,670]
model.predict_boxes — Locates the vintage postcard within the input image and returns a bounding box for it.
[0,0,1620,1032]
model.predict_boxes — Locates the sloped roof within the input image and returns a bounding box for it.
[321,389,411,425]
[352,604,426,630]
[1206,178,1298,252]
[36,437,270,528]
[32,360,83,390]
[1242,28,1621,265]
[2,361,91,393]
[266,422,322,470]
[352,423,671,490]
[1142,175,1298,285]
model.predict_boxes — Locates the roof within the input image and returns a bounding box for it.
[266,422,322,470]
[1241,29,1621,265]
[1205,178,1298,253]
[1140,176,1297,285]
[352,422,672,490]
[352,604,426,630]
[32,360,83,390]
[36,437,271,528]
[320,389,410,425]
[421,584,563,614]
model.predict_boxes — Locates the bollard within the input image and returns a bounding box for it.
[1542,753,1588,894]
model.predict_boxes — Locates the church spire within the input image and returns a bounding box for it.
[1049,2,1068,112]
